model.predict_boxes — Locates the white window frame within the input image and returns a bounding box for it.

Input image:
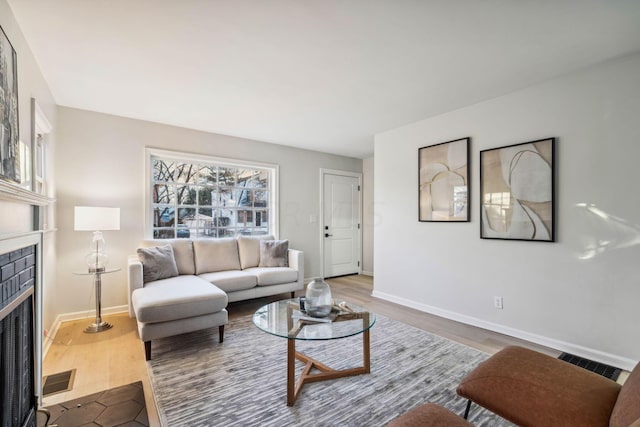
[145,147,279,239]
[31,99,52,196]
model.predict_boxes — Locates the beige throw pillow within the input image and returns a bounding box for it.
[193,238,241,274]
[238,235,275,269]
[137,245,179,283]
[259,240,289,267]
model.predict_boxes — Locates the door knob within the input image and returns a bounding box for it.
[324,233,333,238]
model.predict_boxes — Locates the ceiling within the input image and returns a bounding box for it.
[8,1,640,159]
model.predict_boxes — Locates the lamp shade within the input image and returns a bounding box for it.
[74,207,120,231]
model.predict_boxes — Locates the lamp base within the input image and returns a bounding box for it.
[84,321,113,333]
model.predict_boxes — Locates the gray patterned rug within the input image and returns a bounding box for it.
[147,314,513,426]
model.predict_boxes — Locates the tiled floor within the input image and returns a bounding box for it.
[37,382,149,427]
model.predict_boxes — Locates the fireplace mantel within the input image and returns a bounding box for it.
[0,180,55,206]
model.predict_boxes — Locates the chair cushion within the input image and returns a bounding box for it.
[137,244,179,283]
[456,346,621,427]
[386,403,473,427]
[244,267,298,286]
[610,362,640,427]
[132,275,227,323]
[237,235,274,269]
[259,239,289,267]
[140,239,195,275]
[198,270,257,293]
[193,238,241,274]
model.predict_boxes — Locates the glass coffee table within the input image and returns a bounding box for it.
[253,298,376,405]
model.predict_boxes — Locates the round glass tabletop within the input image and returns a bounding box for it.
[253,298,376,340]
[73,267,121,276]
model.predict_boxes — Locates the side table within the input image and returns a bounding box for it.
[73,267,120,333]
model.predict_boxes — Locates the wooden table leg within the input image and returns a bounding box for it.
[285,311,373,406]
[287,338,295,406]
[363,312,371,373]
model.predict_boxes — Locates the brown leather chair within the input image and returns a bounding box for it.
[386,403,473,427]
[457,346,640,427]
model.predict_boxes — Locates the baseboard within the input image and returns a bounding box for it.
[42,305,130,358]
[372,290,637,371]
[42,317,62,359]
[361,270,374,277]
[55,305,130,324]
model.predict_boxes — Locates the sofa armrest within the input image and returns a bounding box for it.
[288,249,304,289]
[127,255,143,318]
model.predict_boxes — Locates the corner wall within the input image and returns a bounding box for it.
[374,53,640,369]
[55,107,362,317]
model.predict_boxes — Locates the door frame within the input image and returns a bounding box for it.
[319,168,363,279]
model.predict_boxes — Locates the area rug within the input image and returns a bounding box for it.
[147,315,513,426]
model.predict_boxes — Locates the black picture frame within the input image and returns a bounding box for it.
[418,137,470,222]
[0,24,20,183]
[480,137,556,241]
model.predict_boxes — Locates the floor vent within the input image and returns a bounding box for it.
[42,369,76,397]
[558,353,621,381]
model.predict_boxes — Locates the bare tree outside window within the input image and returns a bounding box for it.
[151,157,272,239]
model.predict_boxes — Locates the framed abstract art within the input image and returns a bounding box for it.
[480,137,555,241]
[418,137,470,222]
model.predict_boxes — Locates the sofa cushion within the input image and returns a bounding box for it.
[259,239,289,267]
[237,235,274,269]
[137,245,179,283]
[244,267,298,286]
[198,270,257,293]
[132,275,227,323]
[194,238,241,274]
[610,362,640,427]
[140,239,195,275]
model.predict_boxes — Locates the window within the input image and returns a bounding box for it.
[147,149,278,239]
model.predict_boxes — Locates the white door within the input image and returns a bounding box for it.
[323,172,361,278]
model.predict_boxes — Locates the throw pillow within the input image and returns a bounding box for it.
[259,239,289,267]
[137,244,179,283]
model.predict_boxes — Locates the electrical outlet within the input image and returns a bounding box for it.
[494,296,503,309]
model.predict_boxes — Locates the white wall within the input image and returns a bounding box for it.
[374,53,640,370]
[362,156,374,275]
[0,0,57,331]
[54,107,362,318]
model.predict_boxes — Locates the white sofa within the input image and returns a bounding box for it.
[127,236,304,360]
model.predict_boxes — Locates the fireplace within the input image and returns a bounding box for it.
[0,236,41,427]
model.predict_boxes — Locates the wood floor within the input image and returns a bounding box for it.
[42,274,561,426]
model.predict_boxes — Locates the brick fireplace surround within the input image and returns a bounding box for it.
[0,233,43,427]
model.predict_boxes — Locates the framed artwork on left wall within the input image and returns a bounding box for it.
[418,137,470,222]
[0,24,20,183]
